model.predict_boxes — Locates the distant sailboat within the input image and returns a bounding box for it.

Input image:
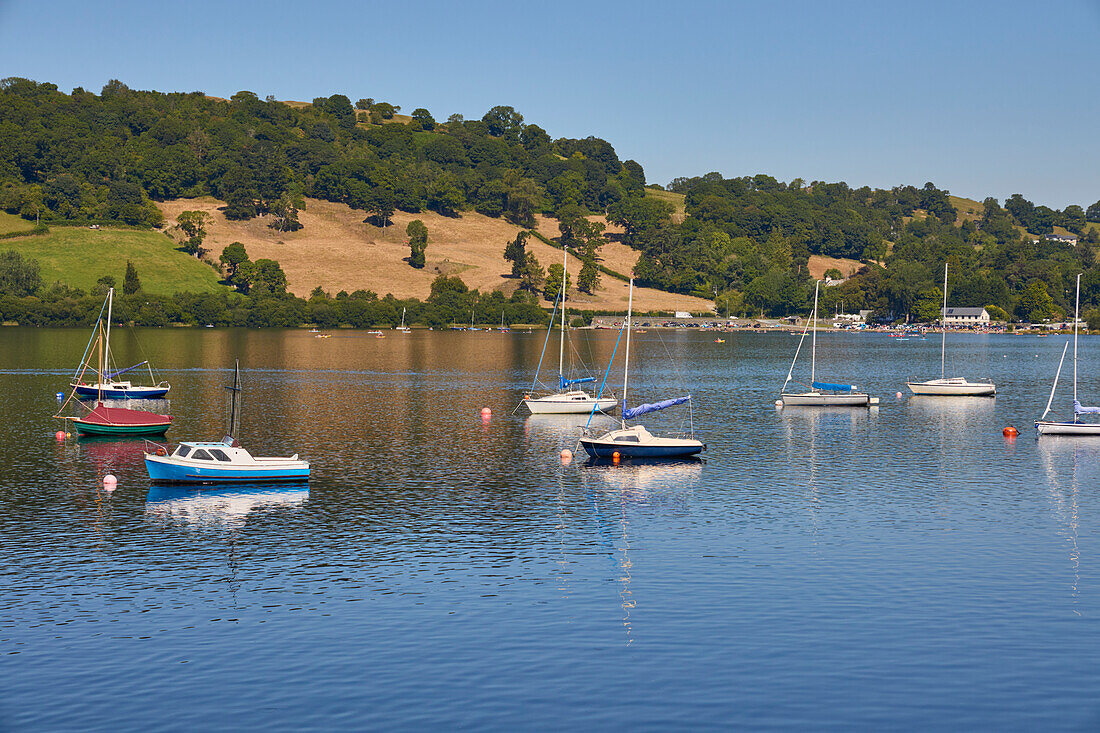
[396,307,410,332]
[70,287,170,399]
[781,280,875,407]
[1036,274,1100,435]
[579,279,703,458]
[525,245,617,415]
[907,263,995,396]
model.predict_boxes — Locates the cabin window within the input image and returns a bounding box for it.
[615,435,640,442]
[208,449,231,462]
[191,449,212,460]
[175,445,191,457]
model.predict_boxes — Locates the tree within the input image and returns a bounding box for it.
[577,256,600,294]
[1087,200,1100,223]
[176,210,209,256]
[355,98,374,111]
[482,105,524,137]
[503,231,529,278]
[1016,280,1058,322]
[0,250,42,296]
[913,287,943,322]
[1062,204,1086,234]
[270,192,303,232]
[406,219,428,269]
[250,259,288,296]
[985,304,1009,322]
[219,242,251,287]
[410,108,435,130]
[544,263,571,301]
[824,268,843,280]
[123,260,141,294]
[519,252,544,293]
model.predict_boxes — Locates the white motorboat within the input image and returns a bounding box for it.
[579,279,704,459]
[1036,274,1100,436]
[781,280,875,407]
[908,263,996,396]
[524,244,617,415]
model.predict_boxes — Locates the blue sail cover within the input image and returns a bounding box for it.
[622,396,691,420]
[1074,399,1100,415]
[812,381,854,392]
[559,376,596,389]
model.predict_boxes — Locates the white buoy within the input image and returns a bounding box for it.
[774,399,783,407]
[103,474,117,489]
[560,448,572,464]
[896,391,903,399]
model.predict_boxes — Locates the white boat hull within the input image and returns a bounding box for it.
[524,391,617,414]
[1035,420,1100,436]
[908,378,995,396]
[781,391,872,407]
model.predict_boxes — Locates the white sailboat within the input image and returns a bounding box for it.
[1036,273,1100,435]
[396,307,410,332]
[579,279,704,458]
[524,245,617,414]
[907,263,995,396]
[781,280,876,407]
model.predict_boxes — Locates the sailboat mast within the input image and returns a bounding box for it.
[225,359,242,443]
[558,244,567,383]
[811,280,819,387]
[941,263,948,379]
[105,287,114,376]
[622,278,634,427]
[1074,272,1080,404]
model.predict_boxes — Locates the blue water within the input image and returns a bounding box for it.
[1,328,1098,730]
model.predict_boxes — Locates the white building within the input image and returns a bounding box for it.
[1045,232,1079,246]
[942,307,990,326]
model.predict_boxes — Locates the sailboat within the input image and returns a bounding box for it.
[144,360,311,483]
[58,289,172,435]
[499,309,509,332]
[396,307,410,332]
[70,288,170,399]
[525,246,617,415]
[781,280,876,407]
[1036,274,1100,435]
[907,263,995,396]
[579,279,703,458]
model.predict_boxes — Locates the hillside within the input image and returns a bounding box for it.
[157,197,714,313]
[3,226,225,295]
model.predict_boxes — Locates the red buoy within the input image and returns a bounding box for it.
[1003,426,1018,437]
[55,430,65,441]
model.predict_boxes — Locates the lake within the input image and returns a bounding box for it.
[2,327,1098,730]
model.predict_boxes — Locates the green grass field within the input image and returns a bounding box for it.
[1,226,227,295]
[0,211,35,235]
[645,188,686,219]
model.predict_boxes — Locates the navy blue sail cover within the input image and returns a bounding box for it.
[559,376,596,389]
[622,395,691,420]
[812,381,854,392]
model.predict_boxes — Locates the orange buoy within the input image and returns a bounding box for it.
[55,430,65,441]
[612,451,620,464]
[1003,426,1019,437]
[560,448,572,464]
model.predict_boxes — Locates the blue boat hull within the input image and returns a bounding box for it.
[578,439,704,459]
[144,456,310,484]
[74,384,170,399]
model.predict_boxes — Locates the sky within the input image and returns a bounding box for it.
[0,0,1097,208]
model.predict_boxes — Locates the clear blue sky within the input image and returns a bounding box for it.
[1,0,1097,208]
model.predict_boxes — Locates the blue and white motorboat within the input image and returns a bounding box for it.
[144,441,310,483]
[143,360,310,483]
[579,279,703,459]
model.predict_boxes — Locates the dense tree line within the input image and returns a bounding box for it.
[608,173,1100,322]
[0,249,548,328]
[0,78,645,230]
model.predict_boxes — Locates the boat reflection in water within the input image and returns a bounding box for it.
[144,483,309,527]
[581,457,703,498]
[1037,438,1100,612]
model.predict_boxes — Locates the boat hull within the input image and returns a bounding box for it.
[781,392,872,406]
[76,419,170,436]
[525,393,618,414]
[579,437,704,459]
[1035,420,1100,436]
[907,379,995,396]
[144,455,311,484]
[73,383,170,399]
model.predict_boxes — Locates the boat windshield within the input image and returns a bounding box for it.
[175,445,191,457]
[191,449,212,460]
[208,449,231,461]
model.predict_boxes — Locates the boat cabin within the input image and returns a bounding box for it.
[171,441,255,463]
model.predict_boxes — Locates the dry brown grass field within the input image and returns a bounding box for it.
[157,198,714,313]
[807,255,863,279]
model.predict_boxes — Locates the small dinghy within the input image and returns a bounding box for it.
[143,361,310,484]
[74,402,171,436]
